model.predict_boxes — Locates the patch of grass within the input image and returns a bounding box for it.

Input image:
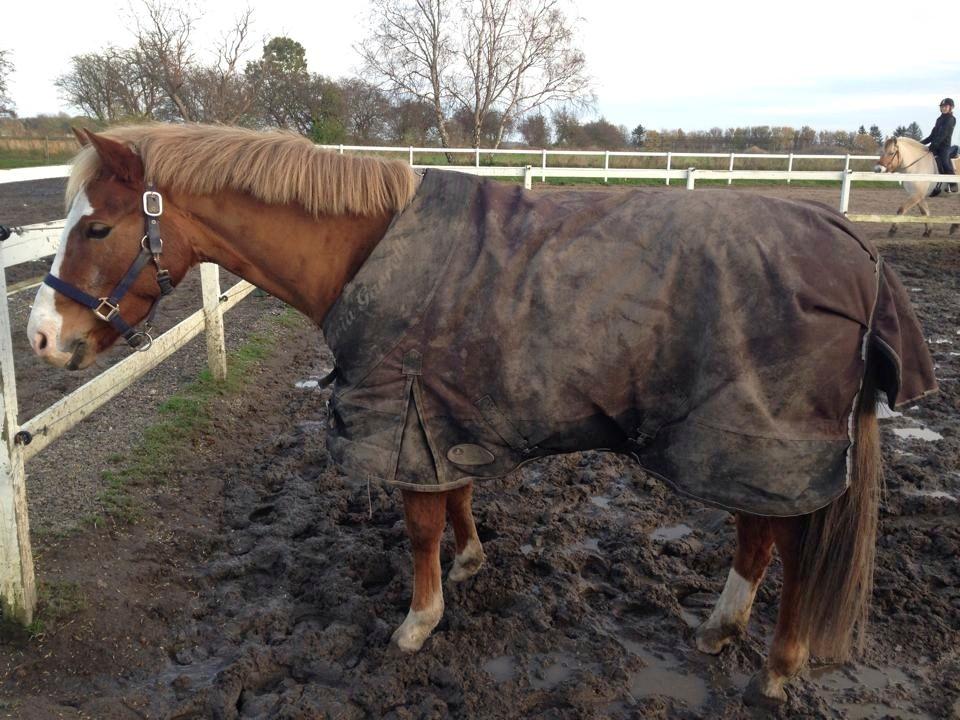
[27,581,88,637]
[0,150,75,169]
[0,580,87,641]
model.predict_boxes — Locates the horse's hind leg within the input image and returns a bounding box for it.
[446,481,485,582]
[696,514,774,654]
[744,517,810,706]
[392,489,446,652]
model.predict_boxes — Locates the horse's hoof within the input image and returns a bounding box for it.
[923,231,933,238]
[695,623,739,655]
[743,669,787,707]
[887,227,897,237]
[449,542,485,582]
[390,605,443,653]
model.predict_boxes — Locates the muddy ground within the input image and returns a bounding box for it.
[0,178,957,719]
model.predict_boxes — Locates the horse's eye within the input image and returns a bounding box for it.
[86,223,112,239]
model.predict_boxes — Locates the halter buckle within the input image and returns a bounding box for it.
[143,191,163,217]
[94,298,120,322]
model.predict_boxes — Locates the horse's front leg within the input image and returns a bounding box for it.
[446,481,486,582]
[891,195,922,236]
[743,517,810,706]
[918,201,933,237]
[696,513,774,654]
[392,489,446,652]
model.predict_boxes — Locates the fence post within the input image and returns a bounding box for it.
[665,152,672,186]
[839,169,853,214]
[338,144,344,155]
[686,167,696,190]
[524,165,533,190]
[728,153,735,185]
[200,263,228,381]
[475,148,480,168]
[844,154,851,173]
[43,137,49,164]
[0,244,36,626]
[787,153,794,184]
[604,151,610,183]
[408,146,414,165]
[541,149,547,183]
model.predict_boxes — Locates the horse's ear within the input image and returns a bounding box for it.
[71,127,90,147]
[83,130,144,185]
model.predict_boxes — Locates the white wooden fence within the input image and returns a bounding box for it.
[1,152,956,625]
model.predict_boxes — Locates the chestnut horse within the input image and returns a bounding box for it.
[875,135,960,237]
[28,125,892,706]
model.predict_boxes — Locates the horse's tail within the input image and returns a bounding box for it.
[794,358,881,660]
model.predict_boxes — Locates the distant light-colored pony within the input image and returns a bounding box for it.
[875,136,959,237]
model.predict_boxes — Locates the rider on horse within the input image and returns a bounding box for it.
[922,97,956,195]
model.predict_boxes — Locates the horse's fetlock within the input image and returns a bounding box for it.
[449,540,485,582]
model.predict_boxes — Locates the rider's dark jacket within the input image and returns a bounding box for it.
[922,112,955,150]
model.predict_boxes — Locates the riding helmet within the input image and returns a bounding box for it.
[940,98,955,108]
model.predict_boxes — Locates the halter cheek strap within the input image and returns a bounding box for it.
[42,184,174,350]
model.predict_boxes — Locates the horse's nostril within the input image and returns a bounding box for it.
[35,332,48,351]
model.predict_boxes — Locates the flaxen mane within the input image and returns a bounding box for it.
[67,124,418,218]
[886,136,925,152]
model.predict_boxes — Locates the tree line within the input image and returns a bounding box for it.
[0,2,933,153]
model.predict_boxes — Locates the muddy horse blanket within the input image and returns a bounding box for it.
[322,170,937,516]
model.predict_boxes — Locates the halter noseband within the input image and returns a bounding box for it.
[42,184,174,350]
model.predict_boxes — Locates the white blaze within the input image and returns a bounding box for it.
[26,190,93,351]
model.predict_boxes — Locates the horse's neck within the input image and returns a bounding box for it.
[902,142,934,170]
[174,190,392,324]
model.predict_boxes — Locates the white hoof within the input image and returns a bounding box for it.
[695,622,740,655]
[390,604,443,652]
[448,540,485,582]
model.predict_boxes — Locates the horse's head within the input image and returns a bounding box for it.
[27,130,194,370]
[875,137,900,173]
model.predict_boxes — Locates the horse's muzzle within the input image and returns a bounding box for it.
[874,165,887,173]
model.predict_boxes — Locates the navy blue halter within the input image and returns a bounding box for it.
[43,185,174,350]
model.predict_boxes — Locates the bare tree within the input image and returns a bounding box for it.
[56,48,162,122]
[190,8,257,124]
[451,0,589,148]
[358,0,456,149]
[0,49,15,118]
[340,78,391,142]
[359,0,591,149]
[492,0,592,146]
[130,0,199,121]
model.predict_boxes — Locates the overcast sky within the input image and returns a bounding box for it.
[5,0,959,137]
